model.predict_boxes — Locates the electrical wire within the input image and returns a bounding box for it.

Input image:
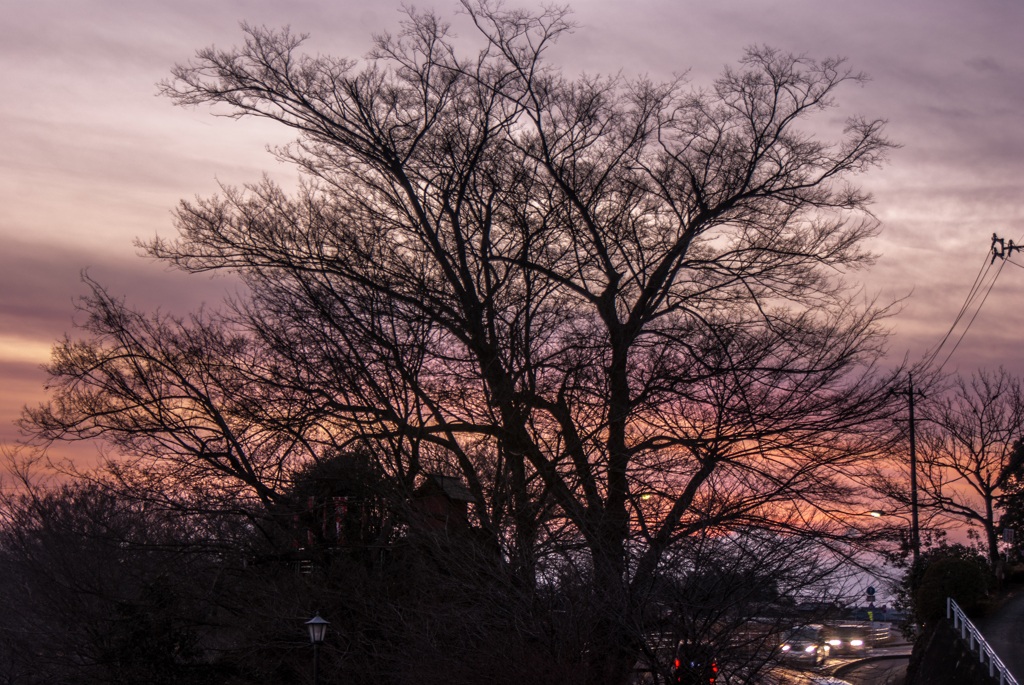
[1006,259,1024,270]
[922,232,1022,374]
[933,257,1007,373]
[920,252,994,371]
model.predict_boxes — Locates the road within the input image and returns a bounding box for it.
[975,589,1024,683]
[834,657,909,685]
[769,644,912,685]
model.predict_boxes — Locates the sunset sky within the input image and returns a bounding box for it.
[3,0,1024,469]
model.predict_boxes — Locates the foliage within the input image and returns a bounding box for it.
[914,557,988,622]
[101,577,226,685]
[889,541,990,639]
[0,470,230,684]
[996,440,1024,559]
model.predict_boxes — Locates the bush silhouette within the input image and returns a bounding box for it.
[915,557,988,622]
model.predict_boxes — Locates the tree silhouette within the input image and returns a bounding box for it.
[22,4,901,682]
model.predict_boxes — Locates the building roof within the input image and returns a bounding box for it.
[422,474,476,502]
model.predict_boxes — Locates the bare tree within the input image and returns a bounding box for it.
[22,3,902,683]
[0,457,232,685]
[913,369,1024,567]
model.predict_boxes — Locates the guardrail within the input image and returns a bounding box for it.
[947,597,1019,685]
[824,620,890,645]
[868,621,891,645]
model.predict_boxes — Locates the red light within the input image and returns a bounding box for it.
[674,659,680,669]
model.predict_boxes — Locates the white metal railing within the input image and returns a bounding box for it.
[947,597,1019,685]
[868,621,891,644]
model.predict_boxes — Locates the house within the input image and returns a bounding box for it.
[411,474,477,531]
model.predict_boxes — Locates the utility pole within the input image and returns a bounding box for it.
[908,373,921,565]
[991,233,1024,264]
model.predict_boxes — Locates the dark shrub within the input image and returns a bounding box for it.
[915,558,988,622]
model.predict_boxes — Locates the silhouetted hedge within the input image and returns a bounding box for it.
[915,557,989,622]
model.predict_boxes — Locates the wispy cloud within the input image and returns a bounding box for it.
[4,0,1024,467]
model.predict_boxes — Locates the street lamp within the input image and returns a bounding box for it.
[305,613,329,685]
[867,509,912,524]
[867,509,921,565]
[867,509,913,527]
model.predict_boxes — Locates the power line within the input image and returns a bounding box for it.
[934,257,1007,373]
[921,232,1021,374]
[920,252,992,371]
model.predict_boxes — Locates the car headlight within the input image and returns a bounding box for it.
[828,640,841,646]
[781,645,791,652]
[805,645,817,653]
[850,640,863,646]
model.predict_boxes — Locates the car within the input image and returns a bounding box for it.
[824,624,871,656]
[779,625,829,667]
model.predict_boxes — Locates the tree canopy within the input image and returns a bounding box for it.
[19,4,902,683]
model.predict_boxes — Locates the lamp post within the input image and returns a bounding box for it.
[306,613,329,685]
[868,509,918,564]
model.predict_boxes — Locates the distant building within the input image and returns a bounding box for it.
[411,474,477,531]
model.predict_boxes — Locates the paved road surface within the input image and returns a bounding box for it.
[772,645,912,685]
[837,657,909,685]
[975,590,1024,683]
